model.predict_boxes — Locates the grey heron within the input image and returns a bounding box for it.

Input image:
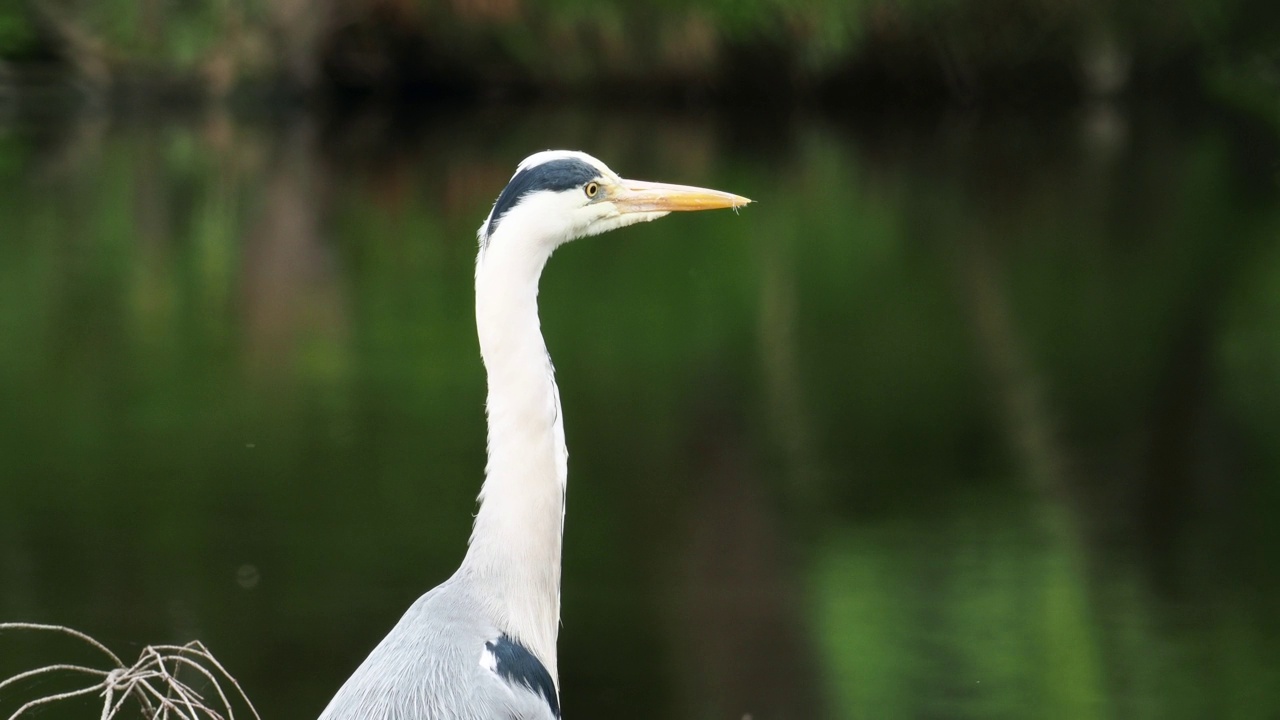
[317,150,750,720]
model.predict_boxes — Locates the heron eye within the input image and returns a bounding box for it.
[584,182,599,199]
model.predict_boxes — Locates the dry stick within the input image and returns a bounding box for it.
[117,653,175,719]
[112,666,160,718]
[0,624,126,668]
[103,688,132,720]
[104,672,150,720]
[1,625,258,720]
[7,683,104,720]
[164,644,247,717]
[133,640,204,712]
[101,670,126,720]
[184,643,259,720]
[134,673,182,719]
[160,673,208,720]
[162,652,226,720]
[0,663,108,693]
[154,643,261,720]
[103,673,167,720]
[131,673,205,720]
[145,649,198,720]
[135,680,205,720]
[164,654,238,718]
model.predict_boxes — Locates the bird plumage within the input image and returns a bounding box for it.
[317,151,748,720]
[317,580,560,719]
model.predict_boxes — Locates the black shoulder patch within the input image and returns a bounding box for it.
[485,158,599,241]
[486,634,561,718]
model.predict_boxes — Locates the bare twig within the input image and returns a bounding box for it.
[7,683,103,720]
[0,624,260,720]
[0,623,126,667]
[155,643,261,720]
[0,663,109,693]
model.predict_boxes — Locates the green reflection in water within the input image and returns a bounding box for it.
[1,103,1278,719]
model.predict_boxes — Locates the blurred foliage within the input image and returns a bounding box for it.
[0,4,37,57]
[0,0,1276,105]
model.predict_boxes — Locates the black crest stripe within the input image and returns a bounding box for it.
[485,635,561,718]
[485,158,599,240]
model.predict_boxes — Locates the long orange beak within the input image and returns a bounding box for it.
[611,179,752,214]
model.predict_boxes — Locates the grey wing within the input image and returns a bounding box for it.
[480,634,561,719]
[318,584,560,720]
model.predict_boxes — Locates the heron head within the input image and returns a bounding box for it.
[478,150,751,253]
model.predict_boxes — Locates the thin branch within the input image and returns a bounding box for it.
[0,663,108,693]
[7,683,103,720]
[1,625,257,720]
[0,623,126,667]
[153,642,261,720]
[164,654,235,719]
[149,649,217,719]
[135,680,207,720]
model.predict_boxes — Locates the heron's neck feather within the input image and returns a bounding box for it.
[461,240,566,684]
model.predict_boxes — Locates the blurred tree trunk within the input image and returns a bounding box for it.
[667,392,828,720]
[269,0,334,90]
[239,120,348,383]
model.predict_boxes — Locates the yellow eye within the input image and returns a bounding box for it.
[584,182,599,198]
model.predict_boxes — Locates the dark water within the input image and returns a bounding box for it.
[2,99,1279,719]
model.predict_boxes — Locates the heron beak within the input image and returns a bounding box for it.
[612,179,752,214]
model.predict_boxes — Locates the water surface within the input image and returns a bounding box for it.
[2,100,1278,719]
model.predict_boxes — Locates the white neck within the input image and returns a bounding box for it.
[459,238,567,684]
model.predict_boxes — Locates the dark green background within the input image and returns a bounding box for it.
[2,97,1279,719]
